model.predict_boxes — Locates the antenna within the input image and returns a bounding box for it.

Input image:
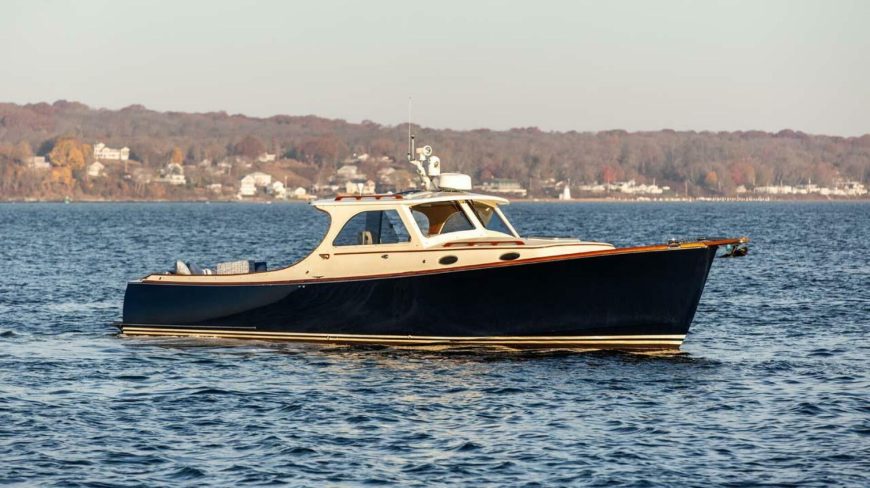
[407,97,413,162]
[404,98,436,191]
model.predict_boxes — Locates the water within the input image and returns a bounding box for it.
[1,201,867,486]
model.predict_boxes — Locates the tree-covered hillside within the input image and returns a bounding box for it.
[1,100,867,199]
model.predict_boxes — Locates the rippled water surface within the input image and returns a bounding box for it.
[1,201,868,486]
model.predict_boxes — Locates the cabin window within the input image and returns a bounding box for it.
[468,201,514,236]
[333,210,411,246]
[411,202,475,237]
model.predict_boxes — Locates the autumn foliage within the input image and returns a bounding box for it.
[0,100,867,200]
[170,147,184,164]
[232,135,266,159]
[48,138,90,169]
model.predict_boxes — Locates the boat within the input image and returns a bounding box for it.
[118,142,748,351]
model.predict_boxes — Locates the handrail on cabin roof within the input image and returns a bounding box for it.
[315,191,511,207]
[334,194,404,201]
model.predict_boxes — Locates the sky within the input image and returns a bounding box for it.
[1,0,868,136]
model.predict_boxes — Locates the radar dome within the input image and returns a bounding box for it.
[437,173,472,191]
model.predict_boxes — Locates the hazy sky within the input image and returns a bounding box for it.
[2,0,868,135]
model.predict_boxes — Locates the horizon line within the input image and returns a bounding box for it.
[4,99,869,139]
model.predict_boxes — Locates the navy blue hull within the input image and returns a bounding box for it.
[120,246,719,347]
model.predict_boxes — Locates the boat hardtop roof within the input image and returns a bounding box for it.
[312,190,510,208]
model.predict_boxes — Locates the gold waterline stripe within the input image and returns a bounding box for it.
[123,331,682,346]
[120,326,685,341]
[121,327,684,345]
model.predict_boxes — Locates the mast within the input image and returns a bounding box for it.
[405,98,434,190]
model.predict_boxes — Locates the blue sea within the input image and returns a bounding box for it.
[0,201,867,486]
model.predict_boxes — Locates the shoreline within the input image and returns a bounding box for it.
[2,196,867,204]
[521,196,868,203]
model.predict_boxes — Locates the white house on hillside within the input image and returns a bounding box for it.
[93,142,130,161]
[87,161,105,178]
[239,175,257,197]
[238,172,274,198]
[270,181,287,199]
[26,156,51,170]
[159,163,186,185]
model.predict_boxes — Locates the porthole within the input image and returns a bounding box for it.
[439,255,458,265]
[499,252,520,261]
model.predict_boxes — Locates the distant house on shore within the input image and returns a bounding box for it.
[479,179,528,197]
[292,187,313,200]
[238,172,274,198]
[608,180,665,195]
[87,161,105,178]
[574,180,667,195]
[753,179,867,197]
[239,175,257,197]
[158,163,186,185]
[576,182,606,193]
[270,181,287,199]
[257,153,277,163]
[26,156,51,170]
[93,142,130,161]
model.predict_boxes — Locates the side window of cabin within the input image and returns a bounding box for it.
[412,211,430,236]
[333,210,411,246]
[385,211,410,242]
[411,202,475,237]
[469,201,514,236]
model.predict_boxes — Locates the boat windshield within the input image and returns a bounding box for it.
[467,201,516,237]
[411,201,475,237]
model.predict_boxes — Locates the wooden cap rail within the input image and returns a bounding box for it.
[334,194,404,201]
[443,240,525,247]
